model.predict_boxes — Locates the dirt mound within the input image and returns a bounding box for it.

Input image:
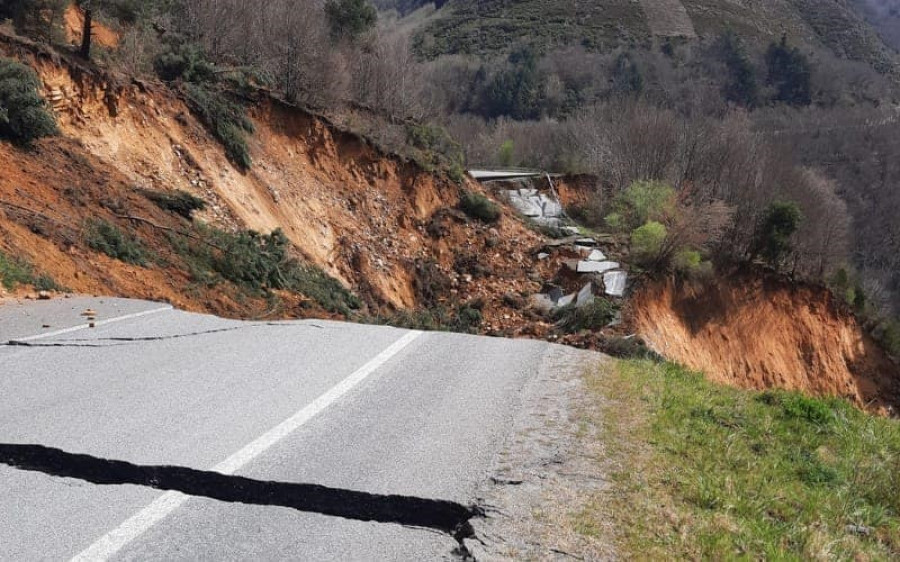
[631,272,900,415]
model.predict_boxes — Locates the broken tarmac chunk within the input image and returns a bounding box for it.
[576,261,620,274]
[576,283,594,307]
[586,249,607,262]
[604,270,628,296]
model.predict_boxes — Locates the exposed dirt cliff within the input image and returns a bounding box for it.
[0,34,542,326]
[630,272,900,415]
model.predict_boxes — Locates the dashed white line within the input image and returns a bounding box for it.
[9,306,174,343]
[69,329,424,562]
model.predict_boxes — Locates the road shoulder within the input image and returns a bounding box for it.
[465,345,615,560]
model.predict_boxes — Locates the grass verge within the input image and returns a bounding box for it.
[581,360,900,559]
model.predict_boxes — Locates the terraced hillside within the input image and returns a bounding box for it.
[412,0,899,73]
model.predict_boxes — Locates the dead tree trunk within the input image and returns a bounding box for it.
[80,6,93,59]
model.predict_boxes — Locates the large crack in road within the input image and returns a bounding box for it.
[0,443,484,557]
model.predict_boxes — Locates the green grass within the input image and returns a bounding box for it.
[582,360,900,560]
[0,251,63,291]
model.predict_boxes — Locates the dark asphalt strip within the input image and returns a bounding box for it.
[0,444,483,541]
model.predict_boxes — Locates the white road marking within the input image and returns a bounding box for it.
[69,329,424,562]
[8,306,173,343]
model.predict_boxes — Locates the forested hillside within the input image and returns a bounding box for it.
[1,0,900,355]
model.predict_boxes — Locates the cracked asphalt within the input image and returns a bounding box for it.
[0,297,594,561]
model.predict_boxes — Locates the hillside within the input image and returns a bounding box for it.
[0,32,541,328]
[413,0,899,73]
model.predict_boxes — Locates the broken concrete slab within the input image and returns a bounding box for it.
[604,270,627,296]
[586,249,607,262]
[576,261,620,274]
[529,294,555,313]
[576,283,594,307]
[557,293,576,307]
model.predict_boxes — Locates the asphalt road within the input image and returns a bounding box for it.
[0,297,585,561]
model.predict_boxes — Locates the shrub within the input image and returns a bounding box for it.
[766,36,812,106]
[139,189,206,219]
[752,201,803,269]
[154,38,216,83]
[170,226,361,314]
[630,221,667,264]
[459,190,500,223]
[554,299,619,333]
[0,251,34,289]
[324,0,377,41]
[84,219,149,265]
[498,139,515,167]
[184,83,253,170]
[406,122,465,179]
[0,58,58,146]
[605,180,676,232]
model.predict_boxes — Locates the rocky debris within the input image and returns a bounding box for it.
[576,260,619,274]
[526,233,630,322]
[586,249,606,262]
[576,283,594,307]
[604,271,628,297]
[502,187,565,227]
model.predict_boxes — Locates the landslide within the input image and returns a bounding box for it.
[0,34,541,324]
[631,271,900,415]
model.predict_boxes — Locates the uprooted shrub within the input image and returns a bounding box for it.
[170,226,361,314]
[139,189,207,219]
[84,219,150,266]
[459,190,501,223]
[553,298,619,333]
[0,58,58,146]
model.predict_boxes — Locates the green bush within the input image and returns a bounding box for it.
[752,201,802,269]
[459,190,500,223]
[605,180,676,232]
[370,300,483,333]
[0,251,34,289]
[554,299,619,333]
[154,38,217,83]
[84,219,149,266]
[170,226,361,314]
[0,58,58,146]
[139,189,206,219]
[630,221,667,264]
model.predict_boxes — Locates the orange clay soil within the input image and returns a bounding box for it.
[63,5,120,50]
[630,272,900,415]
[0,33,543,327]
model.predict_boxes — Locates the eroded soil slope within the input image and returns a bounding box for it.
[0,35,541,324]
[631,272,900,414]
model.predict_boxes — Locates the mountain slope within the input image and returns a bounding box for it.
[413,0,898,73]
